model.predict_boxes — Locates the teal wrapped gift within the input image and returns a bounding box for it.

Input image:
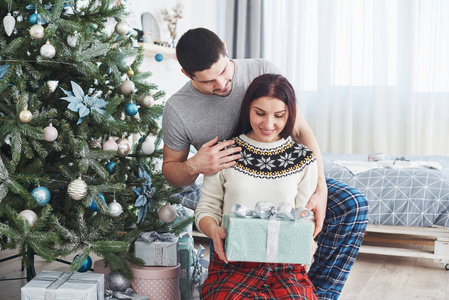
[179,235,194,300]
[222,202,314,264]
[21,270,104,300]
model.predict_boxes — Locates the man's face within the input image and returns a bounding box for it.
[190,55,234,97]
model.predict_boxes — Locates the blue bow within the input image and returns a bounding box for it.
[139,231,177,243]
[192,244,209,292]
[232,201,310,221]
[133,169,156,223]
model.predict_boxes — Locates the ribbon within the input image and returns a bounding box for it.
[105,287,140,300]
[138,231,176,243]
[32,271,101,300]
[192,244,209,292]
[232,201,311,221]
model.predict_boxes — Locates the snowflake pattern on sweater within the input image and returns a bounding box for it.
[232,136,316,179]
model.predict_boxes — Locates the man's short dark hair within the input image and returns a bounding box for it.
[176,28,227,78]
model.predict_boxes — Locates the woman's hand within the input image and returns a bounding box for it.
[210,226,229,263]
[198,216,229,263]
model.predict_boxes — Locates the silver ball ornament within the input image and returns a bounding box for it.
[30,24,45,40]
[103,139,118,151]
[139,95,154,108]
[40,41,56,59]
[141,139,155,155]
[19,109,33,123]
[18,210,38,226]
[116,138,131,157]
[115,21,129,36]
[67,178,88,200]
[106,271,131,292]
[44,124,58,142]
[120,80,135,95]
[108,200,123,217]
[158,204,177,223]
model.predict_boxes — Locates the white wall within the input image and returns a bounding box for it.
[125,0,224,100]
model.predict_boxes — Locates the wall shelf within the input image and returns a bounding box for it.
[139,43,176,59]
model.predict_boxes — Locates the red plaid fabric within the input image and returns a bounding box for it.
[201,252,318,300]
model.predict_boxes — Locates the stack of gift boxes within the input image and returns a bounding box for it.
[20,205,207,300]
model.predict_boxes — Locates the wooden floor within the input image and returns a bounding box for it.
[1,238,449,299]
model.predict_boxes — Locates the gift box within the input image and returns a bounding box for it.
[21,270,104,300]
[179,236,194,300]
[94,259,180,300]
[172,204,194,237]
[134,231,179,266]
[222,213,314,264]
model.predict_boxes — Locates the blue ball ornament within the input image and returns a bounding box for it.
[29,13,38,25]
[125,103,138,116]
[99,63,111,75]
[105,161,117,175]
[73,254,92,272]
[155,53,163,62]
[88,194,105,212]
[31,186,51,206]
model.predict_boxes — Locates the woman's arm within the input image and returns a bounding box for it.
[194,172,229,263]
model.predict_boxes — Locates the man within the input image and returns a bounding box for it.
[162,27,368,300]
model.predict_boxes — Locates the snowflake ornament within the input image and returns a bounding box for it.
[60,81,108,124]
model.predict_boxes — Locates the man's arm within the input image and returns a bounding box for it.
[162,136,242,187]
[291,108,328,238]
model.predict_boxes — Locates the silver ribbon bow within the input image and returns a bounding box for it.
[232,201,310,221]
[104,287,138,300]
[138,231,176,243]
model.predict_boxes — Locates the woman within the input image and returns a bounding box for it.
[195,74,318,299]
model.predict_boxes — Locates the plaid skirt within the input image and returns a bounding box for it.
[200,251,318,300]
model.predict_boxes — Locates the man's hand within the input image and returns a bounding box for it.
[186,136,242,176]
[306,189,328,238]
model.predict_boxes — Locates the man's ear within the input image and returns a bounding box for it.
[181,69,193,79]
[224,42,229,56]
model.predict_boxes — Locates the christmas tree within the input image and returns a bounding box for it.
[0,0,190,280]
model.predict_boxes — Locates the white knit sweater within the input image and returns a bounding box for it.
[195,134,318,230]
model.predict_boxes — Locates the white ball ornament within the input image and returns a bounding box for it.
[44,124,58,142]
[67,33,78,47]
[115,21,129,36]
[103,138,118,151]
[116,138,131,157]
[19,109,32,123]
[120,80,135,95]
[30,24,45,40]
[139,95,154,108]
[141,139,155,155]
[18,210,38,226]
[67,177,88,200]
[158,204,177,223]
[108,200,123,217]
[40,41,56,59]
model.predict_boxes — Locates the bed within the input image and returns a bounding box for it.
[322,153,449,268]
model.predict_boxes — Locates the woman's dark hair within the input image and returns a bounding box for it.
[232,74,297,139]
[176,28,227,78]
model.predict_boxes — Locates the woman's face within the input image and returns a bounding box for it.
[246,96,289,143]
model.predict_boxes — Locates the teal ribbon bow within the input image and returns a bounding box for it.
[192,244,209,292]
